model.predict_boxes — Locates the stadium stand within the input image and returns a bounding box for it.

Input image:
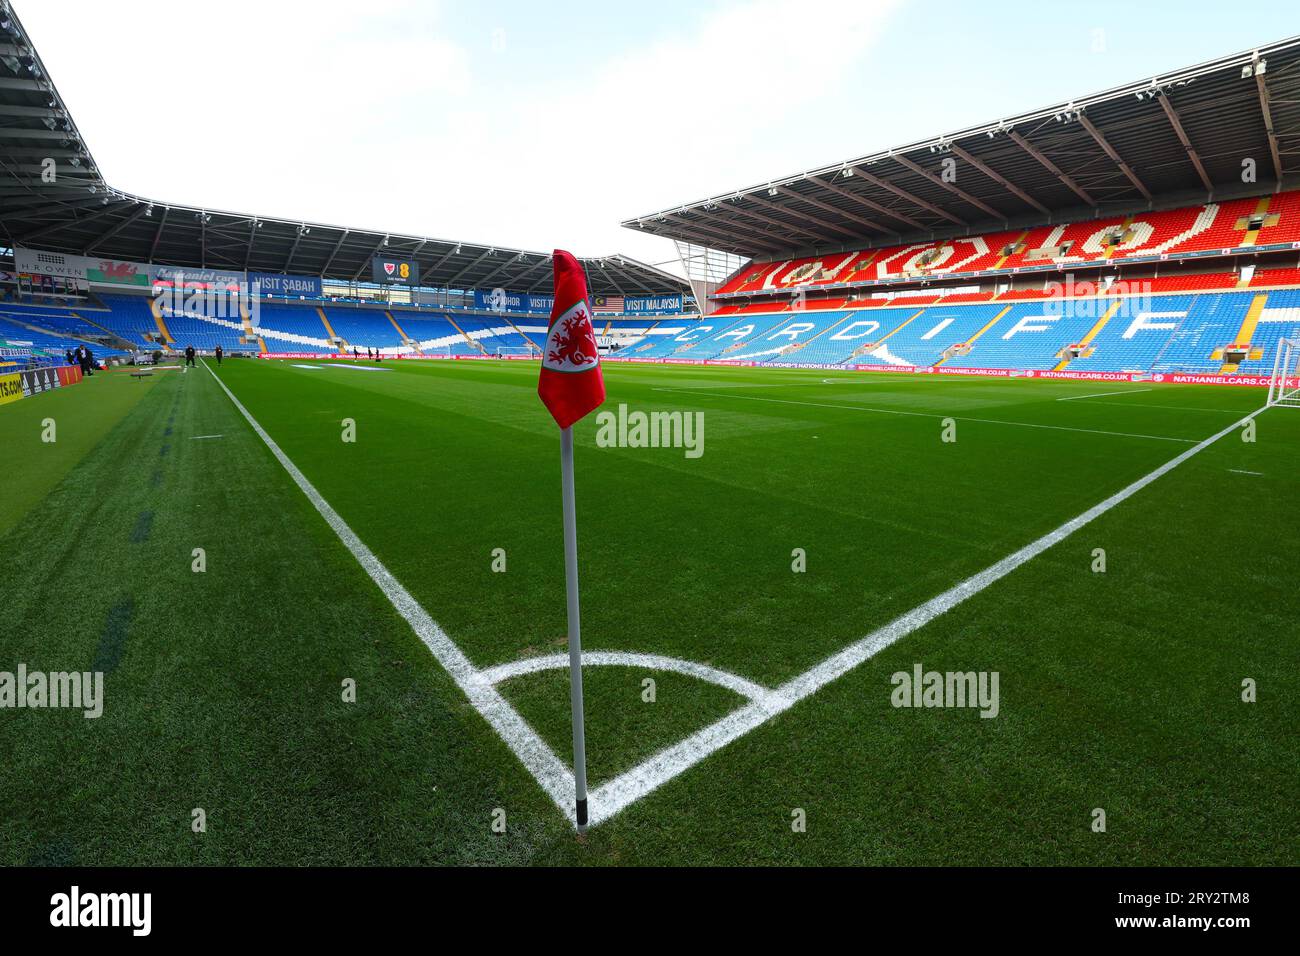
[605,286,1300,376]
[712,190,1300,301]
[6,276,1298,374]
[0,305,131,361]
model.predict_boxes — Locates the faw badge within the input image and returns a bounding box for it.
[542,300,600,373]
[538,250,605,429]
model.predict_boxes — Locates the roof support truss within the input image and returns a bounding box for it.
[148,205,169,261]
[746,189,861,240]
[1076,113,1152,200]
[773,183,889,234]
[947,143,1051,214]
[805,173,922,230]
[85,203,148,254]
[891,153,1004,219]
[850,165,965,225]
[1156,92,1213,193]
[1005,129,1095,206]
[1252,51,1285,185]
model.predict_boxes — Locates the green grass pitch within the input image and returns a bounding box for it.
[1,356,1296,865]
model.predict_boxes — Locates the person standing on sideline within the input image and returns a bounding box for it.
[185,345,196,367]
[215,344,224,366]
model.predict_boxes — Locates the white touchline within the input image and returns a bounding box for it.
[654,387,1197,444]
[200,360,578,823]
[1074,401,1241,414]
[1056,388,1154,401]
[204,358,1267,830]
[190,434,224,440]
[585,402,1268,827]
[291,362,392,372]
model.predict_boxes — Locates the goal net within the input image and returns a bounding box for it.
[1267,337,1300,408]
[495,345,540,359]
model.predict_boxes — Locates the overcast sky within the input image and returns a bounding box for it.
[15,0,1300,274]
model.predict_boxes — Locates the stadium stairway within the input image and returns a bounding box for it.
[444,315,488,355]
[836,307,929,367]
[386,311,421,354]
[507,317,541,352]
[317,308,348,351]
[150,298,174,346]
[1052,301,1122,371]
[1150,293,1253,374]
[854,304,1005,368]
[757,312,853,363]
[678,312,796,361]
[933,306,1012,367]
[1227,289,1300,375]
[1218,294,1269,372]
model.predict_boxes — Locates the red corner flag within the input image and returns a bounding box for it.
[537,249,604,831]
[538,250,605,429]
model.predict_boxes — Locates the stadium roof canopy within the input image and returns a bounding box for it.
[625,35,1300,260]
[0,4,684,297]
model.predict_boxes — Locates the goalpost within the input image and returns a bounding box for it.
[495,345,540,359]
[1267,337,1300,408]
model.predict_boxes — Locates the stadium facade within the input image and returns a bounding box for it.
[0,1,689,368]
[620,35,1300,386]
[2,0,1299,389]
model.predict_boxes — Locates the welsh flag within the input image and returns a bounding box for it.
[538,250,605,429]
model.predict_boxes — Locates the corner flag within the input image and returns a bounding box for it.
[539,250,605,427]
[538,249,604,832]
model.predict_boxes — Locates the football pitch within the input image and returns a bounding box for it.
[2,357,1296,865]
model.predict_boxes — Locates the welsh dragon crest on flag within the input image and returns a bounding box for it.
[538,250,605,429]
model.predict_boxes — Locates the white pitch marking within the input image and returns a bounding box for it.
[481,651,771,702]
[819,377,895,385]
[291,364,324,370]
[1057,388,1154,401]
[1229,469,1264,476]
[649,382,820,390]
[291,362,392,372]
[203,357,1267,830]
[189,434,224,440]
[201,360,579,824]
[586,404,1268,827]
[1071,400,1242,414]
[654,387,1197,444]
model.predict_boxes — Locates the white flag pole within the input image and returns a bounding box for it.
[560,425,590,831]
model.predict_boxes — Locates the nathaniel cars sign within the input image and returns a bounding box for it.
[371,256,420,286]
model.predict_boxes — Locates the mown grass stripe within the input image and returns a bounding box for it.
[92,595,135,674]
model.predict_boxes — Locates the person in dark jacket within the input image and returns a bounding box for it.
[185,345,196,367]
[215,345,224,365]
